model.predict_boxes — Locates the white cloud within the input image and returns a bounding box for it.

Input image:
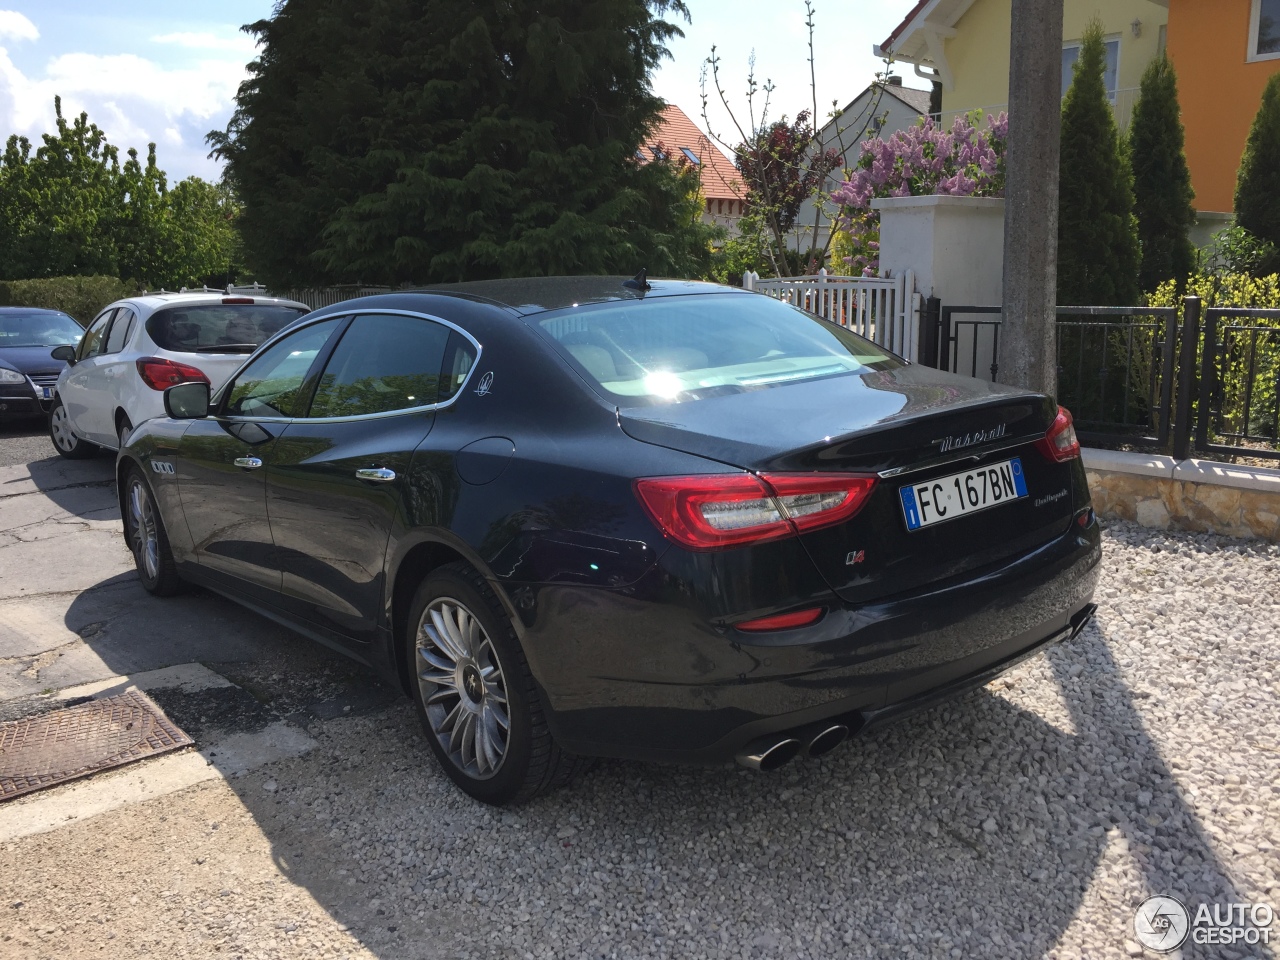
[152,31,257,54]
[0,10,38,43]
[0,46,250,179]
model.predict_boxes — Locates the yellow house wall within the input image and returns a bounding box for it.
[940,0,1169,118]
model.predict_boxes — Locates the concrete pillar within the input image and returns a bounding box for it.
[998,0,1064,395]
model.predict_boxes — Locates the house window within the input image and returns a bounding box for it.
[1061,36,1120,100]
[1249,0,1280,60]
[649,146,666,160]
[679,147,701,165]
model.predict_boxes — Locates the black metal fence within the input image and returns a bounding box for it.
[922,296,1280,462]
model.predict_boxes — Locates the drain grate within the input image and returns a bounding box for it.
[0,690,193,801]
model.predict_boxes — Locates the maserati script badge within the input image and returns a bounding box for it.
[933,423,1006,453]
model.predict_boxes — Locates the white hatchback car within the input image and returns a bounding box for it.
[49,290,310,458]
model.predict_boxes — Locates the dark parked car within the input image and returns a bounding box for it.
[0,307,84,417]
[117,277,1101,804]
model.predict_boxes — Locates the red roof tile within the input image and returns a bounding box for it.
[643,104,744,201]
[883,0,931,51]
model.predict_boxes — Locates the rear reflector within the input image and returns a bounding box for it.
[222,297,255,304]
[633,473,877,551]
[1036,405,1081,462]
[136,357,211,391]
[736,607,825,632]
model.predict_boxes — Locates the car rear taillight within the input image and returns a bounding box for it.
[222,297,255,304]
[633,473,877,551]
[136,357,211,391]
[736,607,825,632]
[1036,405,1081,462]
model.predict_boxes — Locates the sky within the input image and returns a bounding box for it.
[0,0,920,183]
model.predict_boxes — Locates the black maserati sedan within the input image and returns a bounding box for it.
[117,277,1100,804]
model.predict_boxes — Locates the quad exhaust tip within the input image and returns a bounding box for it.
[803,723,849,758]
[736,736,802,772]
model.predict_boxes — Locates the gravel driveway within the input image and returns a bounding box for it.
[2,520,1277,960]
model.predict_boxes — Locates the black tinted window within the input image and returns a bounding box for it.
[536,294,900,405]
[148,304,307,353]
[104,309,135,354]
[440,332,477,402]
[308,314,453,418]
[225,318,342,419]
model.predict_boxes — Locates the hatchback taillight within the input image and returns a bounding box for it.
[633,473,877,551]
[136,357,210,391]
[1036,405,1081,462]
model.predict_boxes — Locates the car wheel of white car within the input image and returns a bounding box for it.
[49,397,96,460]
[117,414,134,449]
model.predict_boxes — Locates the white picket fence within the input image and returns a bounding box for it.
[742,268,921,361]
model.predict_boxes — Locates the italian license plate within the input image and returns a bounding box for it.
[899,458,1028,531]
[41,387,52,400]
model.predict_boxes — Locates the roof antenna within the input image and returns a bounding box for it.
[622,267,650,292]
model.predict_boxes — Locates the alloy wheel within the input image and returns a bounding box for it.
[415,598,511,780]
[127,478,160,581]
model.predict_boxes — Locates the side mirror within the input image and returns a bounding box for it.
[164,381,211,420]
[50,345,76,363]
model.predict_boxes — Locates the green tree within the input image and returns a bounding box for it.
[209,0,706,287]
[1056,20,1140,305]
[1129,54,1195,293]
[0,98,242,288]
[1234,73,1280,272]
[0,97,121,280]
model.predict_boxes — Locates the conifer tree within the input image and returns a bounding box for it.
[1056,20,1140,305]
[1235,73,1280,252]
[1129,54,1195,292]
[209,0,712,286]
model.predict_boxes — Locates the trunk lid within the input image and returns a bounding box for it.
[619,363,1078,602]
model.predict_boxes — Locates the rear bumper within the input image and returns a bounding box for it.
[522,520,1102,764]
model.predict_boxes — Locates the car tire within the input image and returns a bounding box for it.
[122,466,184,596]
[49,397,96,460]
[117,414,133,449]
[406,561,586,805]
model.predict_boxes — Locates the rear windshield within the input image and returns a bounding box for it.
[534,293,901,405]
[0,311,84,347]
[147,304,308,353]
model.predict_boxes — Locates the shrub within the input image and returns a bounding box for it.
[829,111,1007,275]
[1235,74,1280,250]
[1149,272,1280,445]
[1201,224,1280,278]
[1057,20,1140,305]
[1129,54,1195,292]
[0,275,136,323]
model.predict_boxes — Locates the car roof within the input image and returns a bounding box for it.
[111,292,311,313]
[0,306,75,316]
[418,276,744,316]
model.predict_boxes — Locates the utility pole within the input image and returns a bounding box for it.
[998,0,1065,395]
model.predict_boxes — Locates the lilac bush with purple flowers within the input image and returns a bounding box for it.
[831,112,1008,275]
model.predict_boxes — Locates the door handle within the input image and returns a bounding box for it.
[233,457,263,470]
[356,467,396,483]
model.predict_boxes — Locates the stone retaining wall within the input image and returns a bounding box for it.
[1083,449,1280,541]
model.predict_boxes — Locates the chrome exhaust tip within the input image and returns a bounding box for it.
[736,736,802,772]
[803,723,849,758]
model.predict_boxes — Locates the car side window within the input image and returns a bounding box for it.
[439,332,478,402]
[223,318,343,419]
[77,310,115,361]
[307,314,453,418]
[103,309,135,354]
